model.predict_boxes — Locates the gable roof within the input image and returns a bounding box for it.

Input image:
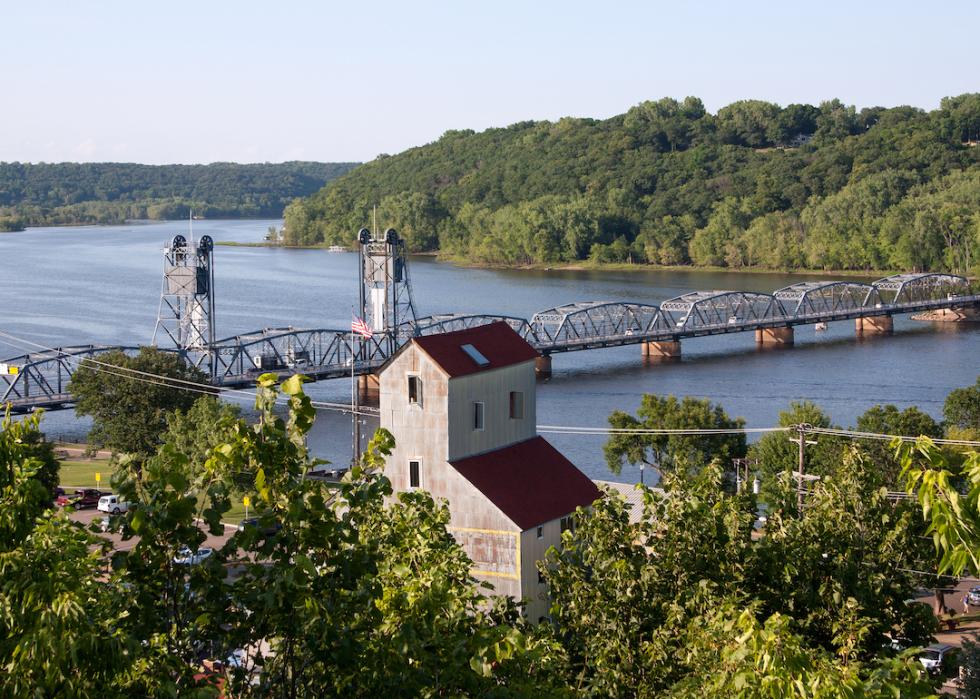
[413,322,539,378]
[450,436,601,530]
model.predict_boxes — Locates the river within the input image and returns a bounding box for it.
[3,219,978,484]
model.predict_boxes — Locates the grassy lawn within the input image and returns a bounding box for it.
[57,461,333,527]
[59,459,114,488]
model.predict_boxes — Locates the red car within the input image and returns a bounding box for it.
[55,488,104,509]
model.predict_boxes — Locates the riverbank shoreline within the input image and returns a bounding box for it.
[217,242,980,281]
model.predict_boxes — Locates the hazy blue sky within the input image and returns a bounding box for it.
[2,1,977,164]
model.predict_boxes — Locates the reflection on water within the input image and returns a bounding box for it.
[2,220,978,485]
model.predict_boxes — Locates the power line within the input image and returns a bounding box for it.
[539,426,789,436]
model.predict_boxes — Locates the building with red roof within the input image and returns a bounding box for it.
[379,322,600,620]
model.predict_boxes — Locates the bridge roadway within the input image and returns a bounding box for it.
[3,273,978,413]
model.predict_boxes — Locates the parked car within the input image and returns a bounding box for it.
[57,488,104,509]
[919,643,958,675]
[55,490,80,507]
[173,547,214,566]
[237,517,281,536]
[97,494,129,515]
[967,585,980,606]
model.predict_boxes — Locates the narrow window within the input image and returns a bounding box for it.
[407,375,422,405]
[536,525,543,539]
[509,391,524,419]
[473,401,485,430]
[537,569,545,584]
[409,460,420,489]
[560,515,575,534]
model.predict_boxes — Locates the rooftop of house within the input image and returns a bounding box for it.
[412,321,539,378]
[450,436,601,530]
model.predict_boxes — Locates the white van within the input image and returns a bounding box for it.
[97,495,129,515]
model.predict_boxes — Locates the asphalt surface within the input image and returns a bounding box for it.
[67,505,238,555]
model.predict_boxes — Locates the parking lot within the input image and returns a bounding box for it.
[67,505,239,555]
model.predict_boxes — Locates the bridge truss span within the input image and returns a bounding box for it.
[658,291,785,334]
[774,281,880,317]
[871,273,969,306]
[0,345,143,412]
[530,302,661,350]
[210,327,392,388]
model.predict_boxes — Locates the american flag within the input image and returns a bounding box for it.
[351,316,373,339]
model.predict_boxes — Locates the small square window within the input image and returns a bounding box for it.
[408,375,422,405]
[473,401,485,430]
[509,391,524,419]
[409,460,420,488]
[536,525,543,539]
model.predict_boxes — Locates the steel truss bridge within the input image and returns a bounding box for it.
[3,272,978,413]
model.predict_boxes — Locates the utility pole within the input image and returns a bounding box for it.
[791,424,817,511]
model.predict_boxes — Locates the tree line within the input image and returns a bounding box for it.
[0,161,358,229]
[285,94,980,274]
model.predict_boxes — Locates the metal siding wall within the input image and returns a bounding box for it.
[520,520,561,622]
[380,347,450,494]
[447,360,537,461]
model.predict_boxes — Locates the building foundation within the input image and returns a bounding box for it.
[855,315,893,335]
[755,326,794,346]
[641,340,681,358]
[535,355,552,379]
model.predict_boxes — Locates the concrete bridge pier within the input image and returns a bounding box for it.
[535,355,552,379]
[641,340,681,359]
[755,326,794,346]
[855,315,893,335]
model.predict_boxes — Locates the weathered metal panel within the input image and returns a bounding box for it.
[446,360,537,461]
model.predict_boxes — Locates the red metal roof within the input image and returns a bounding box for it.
[413,322,539,378]
[450,436,601,530]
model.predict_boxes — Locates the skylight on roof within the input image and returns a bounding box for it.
[461,343,490,367]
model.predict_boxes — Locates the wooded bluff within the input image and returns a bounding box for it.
[285,95,980,273]
[0,161,357,230]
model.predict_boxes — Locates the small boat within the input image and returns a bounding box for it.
[815,322,828,332]
[327,245,346,253]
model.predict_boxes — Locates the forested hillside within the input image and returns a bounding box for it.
[285,95,980,273]
[0,161,357,230]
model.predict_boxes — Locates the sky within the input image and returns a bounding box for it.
[2,1,977,165]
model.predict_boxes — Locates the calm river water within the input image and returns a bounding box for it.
[3,219,978,483]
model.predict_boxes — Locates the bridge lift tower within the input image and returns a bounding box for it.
[358,227,417,354]
[152,234,216,376]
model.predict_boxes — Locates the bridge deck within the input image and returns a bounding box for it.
[3,283,978,413]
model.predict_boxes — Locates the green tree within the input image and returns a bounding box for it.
[855,404,942,485]
[751,448,937,655]
[899,437,980,576]
[944,375,980,436]
[162,395,242,480]
[0,412,131,697]
[68,347,208,459]
[604,394,746,478]
[543,462,935,696]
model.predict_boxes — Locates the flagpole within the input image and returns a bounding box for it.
[353,330,361,464]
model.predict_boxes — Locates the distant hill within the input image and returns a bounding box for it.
[285,95,980,274]
[0,161,359,230]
